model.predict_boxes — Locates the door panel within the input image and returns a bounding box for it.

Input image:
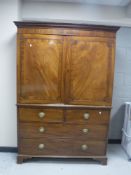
[65,36,115,105]
[18,35,63,103]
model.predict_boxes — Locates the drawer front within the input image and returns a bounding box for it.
[66,109,110,124]
[19,108,63,122]
[19,123,108,140]
[19,138,106,156]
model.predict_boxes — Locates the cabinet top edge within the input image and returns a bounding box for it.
[14,21,119,32]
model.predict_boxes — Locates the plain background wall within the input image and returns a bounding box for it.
[0,0,21,146]
[22,1,126,21]
[0,0,131,146]
[110,28,131,138]
[21,0,131,27]
[126,2,131,17]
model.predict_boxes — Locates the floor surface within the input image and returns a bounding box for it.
[0,144,130,175]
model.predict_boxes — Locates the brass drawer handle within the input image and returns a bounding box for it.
[99,111,102,115]
[82,128,89,134]
[38,143,45,150]
[38,112,45,118]
[81,144,88,151]
[83,113,90,120]
[39,127,45,133]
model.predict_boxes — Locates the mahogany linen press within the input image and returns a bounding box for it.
[14,21,119,164]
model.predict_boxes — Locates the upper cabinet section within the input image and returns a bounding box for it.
[15,21,119,105]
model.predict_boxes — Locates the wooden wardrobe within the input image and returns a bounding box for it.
[15,21,119,165]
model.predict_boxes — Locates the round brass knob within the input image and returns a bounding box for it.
[82,128,89,134]
[38,143,45,150]
[38,112,45,118]
[81,144,88,151]
[83,113,90,120]
[39,127,45,133]
[99,111,102,115]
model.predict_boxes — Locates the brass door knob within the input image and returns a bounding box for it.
[38,112,45,118]
[82,128,89,134]
[39,127,45,133]
[81,144,88,151]
[83,113,90,120]
[38,143,45,150]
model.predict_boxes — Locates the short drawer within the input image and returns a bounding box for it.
[19,123,108,140]
[66,109,110,124]
[18,108,63,122]
[19,138,106,156]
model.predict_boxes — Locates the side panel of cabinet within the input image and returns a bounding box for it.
[17,34,64,103]
[65,36,115,105]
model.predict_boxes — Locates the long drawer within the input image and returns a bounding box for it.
[66,109,110,124]
[18,108,63,123]
[19,123,108,140]
[19,138,106,156]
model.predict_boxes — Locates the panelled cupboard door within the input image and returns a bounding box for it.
[65,36,115,106]
[17,34,64,103]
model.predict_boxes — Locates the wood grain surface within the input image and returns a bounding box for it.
[66,109,110,124]
[65,36,115,105]
[18,34,63,104]
[19,138,106,156]
[19,123,108,140]
[19,107,64,122]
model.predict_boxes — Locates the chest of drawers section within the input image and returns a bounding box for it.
[18,106,110,164]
